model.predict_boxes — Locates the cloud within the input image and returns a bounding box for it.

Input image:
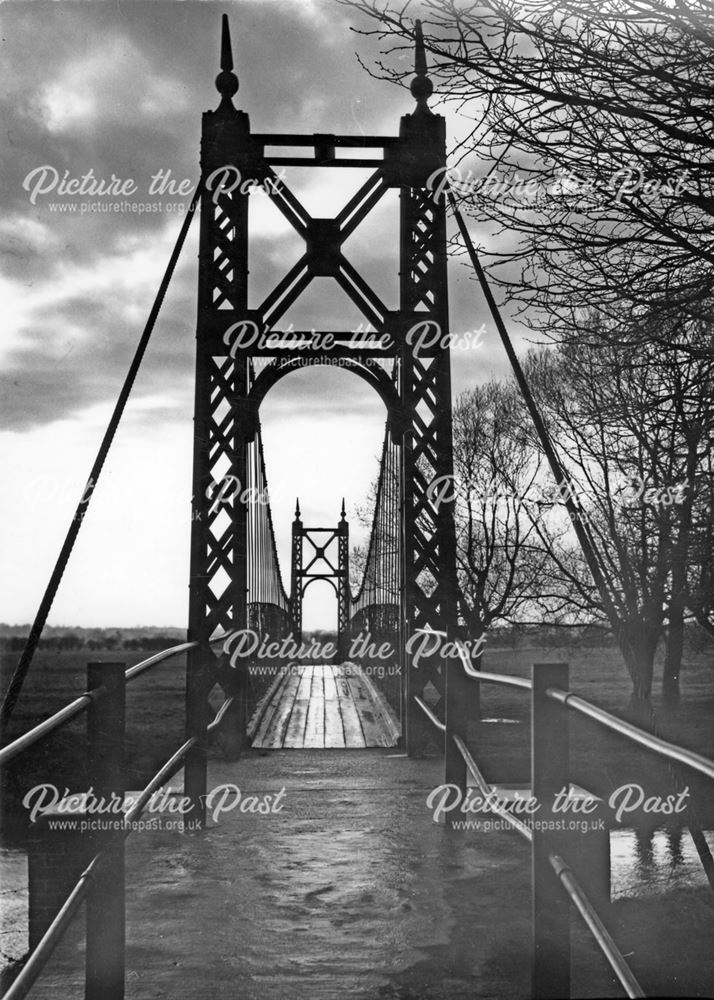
[0,0,528,626]
[0,211,199,430]
[0,0,418,435]
[40,37,191,134]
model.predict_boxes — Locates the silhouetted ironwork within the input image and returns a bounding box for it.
[186,15,462,761]
[289,501,350,662]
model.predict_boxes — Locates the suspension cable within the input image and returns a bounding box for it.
[447,192,620,628]
[0,181,204,728]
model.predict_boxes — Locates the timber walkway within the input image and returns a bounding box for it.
[249,663,400,749]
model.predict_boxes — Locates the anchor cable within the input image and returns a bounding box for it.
[0,181,204,728]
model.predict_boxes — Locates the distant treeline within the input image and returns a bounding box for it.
[0,625,185,653]
[0,634,186,653]
[0,624,709,655]
[0,627,339,654]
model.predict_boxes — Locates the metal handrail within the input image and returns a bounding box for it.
[452,655,647,997]
[414,695,445,732]
[549,854,645,999]
[124,640,198,681]
[3,852,107,1000]
[122,695,233,825]
[546,687,714,784]
[206,695,235,734]
[123,738,197,825]
[455,736,644,995]
[1,690,233,1000]
[452,734,533,842]
[456,641,532,690]
[2,747,194,1000]
[0,634,231,768]
[461,663,532,691]
[454,642,714,783]
[0,689,105,767]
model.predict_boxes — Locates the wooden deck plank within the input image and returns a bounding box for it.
[323,667,346,748]
[343,667,383,747]
[284,665,314,746]
[251,664,398,750]
[348,663,401,748]
[249,668,291,744]
[255,669,302,748]
[303,665,325,749]
[334,666,366,747]
[366,691,401,747]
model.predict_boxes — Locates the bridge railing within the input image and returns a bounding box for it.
[0,640,198,768]
[415,634,714,999]
[0,638,231,1000]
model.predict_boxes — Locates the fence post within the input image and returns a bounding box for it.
[86,662,126,1000]
[531,662,570,1000]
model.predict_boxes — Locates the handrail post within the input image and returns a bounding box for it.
[185,643,209,828]
[86,662,126,1000]
[531,662,570,999]
[444,638,468,808]
[471,653,482,726]
[468,645,482,748]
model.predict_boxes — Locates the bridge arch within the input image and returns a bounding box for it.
[249,356,400,424]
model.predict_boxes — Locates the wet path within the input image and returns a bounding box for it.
[250,664,400,749]
[27,750,622,999]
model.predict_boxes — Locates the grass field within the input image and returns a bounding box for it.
[0,649,189,843]
[1,638,713,840]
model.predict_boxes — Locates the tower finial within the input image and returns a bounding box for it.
[221,13,233,72]
[215,14,239,110]
[340,497,346,520]
[410,19,434,112]
[295,498,301,519]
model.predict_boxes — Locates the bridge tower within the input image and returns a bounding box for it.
[186,16,463,807]
[289,499,350,663]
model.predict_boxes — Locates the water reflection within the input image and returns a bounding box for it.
[611,826,714,899]
[0,847,28,969]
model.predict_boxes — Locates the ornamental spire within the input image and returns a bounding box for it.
[294,498,301,520]
[215,14,239,112]
[410,19,434,113]
[340,497,346,520]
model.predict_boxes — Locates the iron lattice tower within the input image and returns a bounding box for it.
[289,499,350,663]
[186,17,462,784]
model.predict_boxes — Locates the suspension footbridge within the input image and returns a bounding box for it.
[1,15,713,1000]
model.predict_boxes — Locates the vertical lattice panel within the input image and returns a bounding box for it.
[188,173,250,664]
[400,181,459,742]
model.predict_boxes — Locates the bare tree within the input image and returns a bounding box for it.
[687,447,714,640]
[520,325,713,709]
[343,0,714,708]
[451,381,550,647]
[351,382,552,653]
[344,0,714,340]
[652,323,714,705]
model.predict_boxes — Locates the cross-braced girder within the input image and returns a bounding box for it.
[290,508,350,663]
[256,168,391,331]
[187,14,462,765]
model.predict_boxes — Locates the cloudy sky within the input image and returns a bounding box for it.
[0,0,525,630]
